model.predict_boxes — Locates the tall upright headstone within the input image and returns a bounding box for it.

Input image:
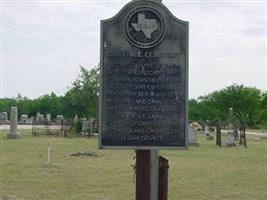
[7,106,20,139]
[36,112,45,124]
[46,113,51,123]
[226,107,235,147]
[204,120,209,136]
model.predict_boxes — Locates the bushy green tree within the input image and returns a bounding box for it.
[191,84,263,127]
[258,92,267,126]
[63,65,100,118]
[33,92,64,118]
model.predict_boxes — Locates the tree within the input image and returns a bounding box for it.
[63,65,100,118]
[33,92,64,118]
[189,98,221,125]
[205,84,262,127]
[258,92,267,126]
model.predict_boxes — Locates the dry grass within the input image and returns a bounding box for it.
[0,130,266,200]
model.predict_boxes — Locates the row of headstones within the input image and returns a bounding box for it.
[200,108,247,147]
[4,106,66,139]
[33,113,64,125]
[0,110,64,125]
[188,122,247,147]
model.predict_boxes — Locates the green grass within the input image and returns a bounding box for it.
[0,130,267,200]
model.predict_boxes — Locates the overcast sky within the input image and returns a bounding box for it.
[1,0,266,99]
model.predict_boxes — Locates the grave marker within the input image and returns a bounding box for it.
[188,124,199,146]
[226,108,235,147]
[7,106,20,139]
[0,112,8,123]
[20,114,28,124]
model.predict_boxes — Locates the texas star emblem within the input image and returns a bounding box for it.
[125,7,165,49]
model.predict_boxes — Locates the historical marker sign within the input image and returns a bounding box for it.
[99,0,188,149]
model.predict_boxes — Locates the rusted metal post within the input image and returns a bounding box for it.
[158,156,169,200]
[150,150,159,200]
[136,150,151,200]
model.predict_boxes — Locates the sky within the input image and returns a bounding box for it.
[1,0,266,99]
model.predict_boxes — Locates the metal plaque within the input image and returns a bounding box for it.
[99,0,188,149]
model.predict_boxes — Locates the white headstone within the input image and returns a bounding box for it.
[46,113,51,122]
[36,113,45,123]
[188,124,199,146]
[20,114,28,124]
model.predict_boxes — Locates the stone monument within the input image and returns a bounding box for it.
[36,112,45,124]
[204,120,210,136]
[226,107,235,147]
[81,119,89,135]
[188,124,199,146]
[7,106,20,139]
[46,113,51,123]
[0,112,8,124]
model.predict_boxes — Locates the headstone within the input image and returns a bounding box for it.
[74,114,78,122]
[0,112,8,123]
[56,115,64,125]
[7,106,20,139]
[46,113,51,123]
[190,121,202,131]
[28,117,34,124]
[36,112,45,124]
[188,124,199,146]
[20,114,28,124]
[204,120,210,136]
[81,119,89,135]
[226,108,235,147]
[99,0,188,149]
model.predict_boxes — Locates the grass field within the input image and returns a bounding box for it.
[0,130,267,200]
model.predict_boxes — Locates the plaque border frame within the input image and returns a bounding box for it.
[99,0,189,150]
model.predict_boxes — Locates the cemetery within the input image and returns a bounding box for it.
[1,0,266,199]
[0,128,266,199]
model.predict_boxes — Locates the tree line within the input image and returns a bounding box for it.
[189,85,267,128]
[0,66,266,128]
[0,66,99,120]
